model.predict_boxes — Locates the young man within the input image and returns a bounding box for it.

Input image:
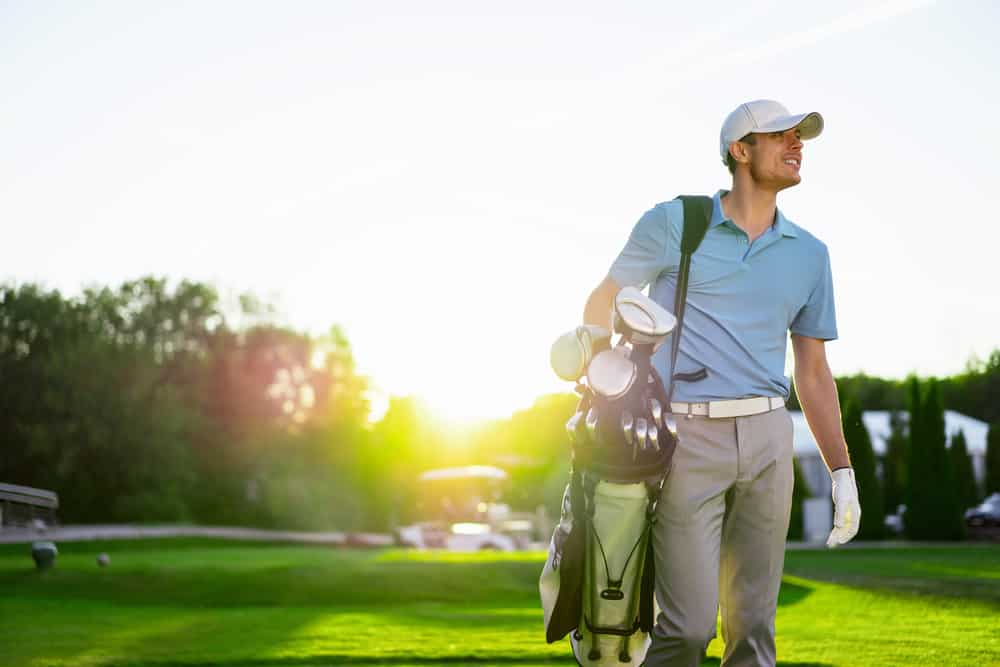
[583,100,860,667]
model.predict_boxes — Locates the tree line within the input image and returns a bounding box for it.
[0,277,580,531]
[832,374,999,541]
[1,279,369,529]
[2,277,998,539]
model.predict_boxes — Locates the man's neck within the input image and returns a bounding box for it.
[720,180,778,242]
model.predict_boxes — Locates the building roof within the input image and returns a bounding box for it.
[790,410,988,457]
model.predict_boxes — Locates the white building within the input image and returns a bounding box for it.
[791,410,990,501]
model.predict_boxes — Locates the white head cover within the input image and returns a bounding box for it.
[614,286,676,346]
[550,325,611,382]
[719,100,823,164]
[586,348,636,401]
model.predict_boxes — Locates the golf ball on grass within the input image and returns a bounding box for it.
[31,542,58,570]
[96,553,110,567]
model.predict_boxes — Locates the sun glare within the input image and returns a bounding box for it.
[402,377,540,425]
[345,245,568,426]
[360,343,557,426]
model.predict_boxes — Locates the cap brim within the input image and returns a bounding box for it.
[755,111,824,140]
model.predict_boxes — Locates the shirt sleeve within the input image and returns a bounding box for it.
[790,246,838,340]
[608,206,671,289]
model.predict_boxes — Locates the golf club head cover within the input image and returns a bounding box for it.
[586,348,637,400]
[614,287,677,348]
[551,325,612,382]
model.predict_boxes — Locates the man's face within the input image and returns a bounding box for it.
[745,127,804,192]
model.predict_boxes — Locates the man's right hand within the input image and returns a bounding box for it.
[827,467,860,548]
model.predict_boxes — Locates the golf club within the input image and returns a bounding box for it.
[565,412,583,443]
[665,415,678,439]
[648,423,659,451]
[621,411,634,446]
[585,408,599,442]
[650,398,662,429]
[635,418,648,460]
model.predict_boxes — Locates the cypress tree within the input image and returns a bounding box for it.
[926,381,965,539]
[905,380,964,540]
[882,410,908,516]
[904,377,924,538]
[986,422,1000,496]
[841,397,884,539]
[948,430,978,510]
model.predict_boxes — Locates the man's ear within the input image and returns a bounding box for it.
[729,141,749,166]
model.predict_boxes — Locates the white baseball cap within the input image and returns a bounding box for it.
[719,100,823,164]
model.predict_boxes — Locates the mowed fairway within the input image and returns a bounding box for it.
[0,539,997,666]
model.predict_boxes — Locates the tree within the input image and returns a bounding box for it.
[841,396,884,539]
[0,278,373,529]
[905,379,964,540]
[473,393,580,516]
[948,430,978,511]
[882,410,908,516]
[790,373,906,412]
[313,325,370,427]
[364,396,439,529]
[0,282,204,522]
[986,422,1000,496]
[940,349,1000,425]
[194,316,372,527]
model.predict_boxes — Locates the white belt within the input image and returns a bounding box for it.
[669,396,785,419]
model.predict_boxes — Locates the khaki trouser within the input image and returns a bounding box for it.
[644,407,795,667]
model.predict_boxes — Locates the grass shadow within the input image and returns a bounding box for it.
[94,657,568,666]
[777,578,814,607]
[0,549,544,609]
[783,546,1000,606]
[700,661,835,667]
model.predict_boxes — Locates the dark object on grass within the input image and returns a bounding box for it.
[31,541,57,570]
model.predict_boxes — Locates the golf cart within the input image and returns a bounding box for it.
[395,465,533,551]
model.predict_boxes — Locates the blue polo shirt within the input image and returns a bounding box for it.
[609,190,837,402]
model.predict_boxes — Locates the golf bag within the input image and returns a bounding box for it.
[540,196,712,666]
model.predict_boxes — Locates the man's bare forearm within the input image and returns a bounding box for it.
[583,275,620,329]
[794,365,851,472]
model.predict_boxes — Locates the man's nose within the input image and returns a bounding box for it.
[787,130,803,150]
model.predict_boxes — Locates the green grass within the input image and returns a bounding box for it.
[0,539,997,666]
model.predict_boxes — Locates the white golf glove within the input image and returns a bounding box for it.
[827,467,860,548]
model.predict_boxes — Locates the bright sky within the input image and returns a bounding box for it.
[3,1,998,421]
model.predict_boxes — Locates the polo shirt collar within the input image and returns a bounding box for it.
[711,190,798,238]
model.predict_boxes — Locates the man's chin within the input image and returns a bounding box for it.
[749,169,801,192]
[776,175,802,192]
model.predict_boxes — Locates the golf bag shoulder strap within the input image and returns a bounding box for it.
[678,195,713,255]
[667,195,713,402]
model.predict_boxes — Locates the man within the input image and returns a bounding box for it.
[582,100,860,666]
